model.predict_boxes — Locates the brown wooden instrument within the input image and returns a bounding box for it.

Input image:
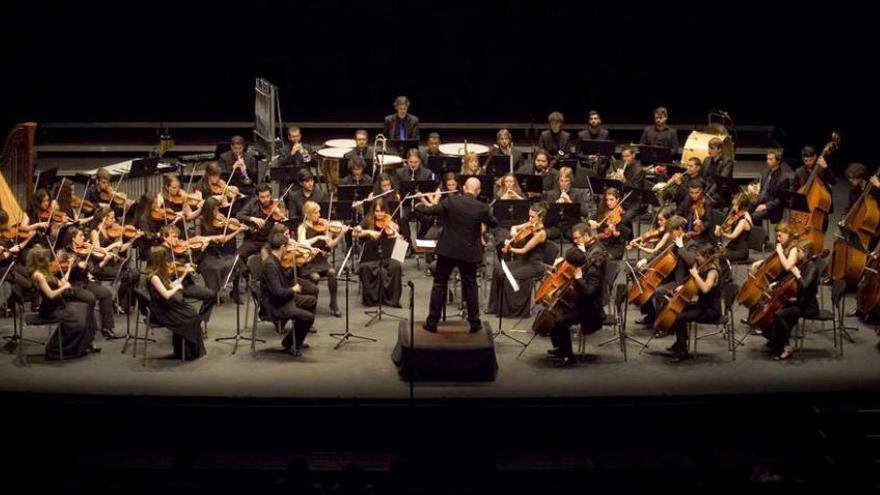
[735,248,788,308]
[260,200,288,222]
[70,195,95,214]
[98,183,127,206]
[532,249,607,336]
[788,133,839,253]
[856,244,880,314]
[748,249,829,329]
[828,165,880,285]
[627,244,679,306]
[652,251,724,333]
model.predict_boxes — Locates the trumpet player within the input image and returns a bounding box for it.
[278,126,314,168]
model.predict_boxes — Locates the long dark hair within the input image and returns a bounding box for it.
[134,191,158,232]
[145,245,172,288]
[366,198,389,229]
[201,196,221,227]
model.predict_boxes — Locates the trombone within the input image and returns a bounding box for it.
[372,134,388,175]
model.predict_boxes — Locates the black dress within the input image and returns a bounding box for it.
[356,221,403,307]
[43,278,96,360]
[195,219,239,294]
[147,278,206,360]
[487,234,546,317]
[723,218,751,262]
[299,223,339,309]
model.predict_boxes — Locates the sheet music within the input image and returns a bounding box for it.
[501,258,520,292]
[391,237,409,264]
[414,239,437,249]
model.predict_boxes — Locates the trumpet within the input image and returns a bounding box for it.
[372,134,388,174]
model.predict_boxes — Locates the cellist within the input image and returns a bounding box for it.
[546,225,607,367]
[664,245,722,363]
[843,162,880,230]
[760,240,819,360]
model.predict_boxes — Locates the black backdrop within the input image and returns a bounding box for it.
[2,2,875,162]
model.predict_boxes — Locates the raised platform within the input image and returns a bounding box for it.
[392,320,497,381]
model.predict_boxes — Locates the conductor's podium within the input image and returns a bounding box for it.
[392,320,497,382]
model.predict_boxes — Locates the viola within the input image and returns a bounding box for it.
[312,218,349,235]
[213,213,247,231]
[123,224,143,239]
[260,200,288,222]
[169,236,213,254]
[98,183,127,206]
[105,222,124,239]
[627,227,663,250]
[280,241,317,269]
[151,206,180,223]
[209,179,242,201]
[168,190,202,208]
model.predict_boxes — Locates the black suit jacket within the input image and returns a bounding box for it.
[577,127,610,142]
[575,242,607,333]
[392,165,433,188]
[383,113,420,140]
[515,163,559,191]
[260,255,294,317]
[277,143,314,168]
[538,130,573,156]
[703,156,735,179]
[218,151,259,183]
[415,193,498,263]
[542,187,592,217]
[755,168,784,223]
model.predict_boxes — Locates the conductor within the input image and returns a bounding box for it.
[416,177,498,333]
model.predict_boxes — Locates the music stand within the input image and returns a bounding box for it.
[515,175,543,198]
[336,185,374,203]
[484,155,513,177]
[34,168,58,194]
[546,202,582,254]
[361,233,405,327]
[129,156,160,177]
[399,180,437,198]
[339,157,375,179]
[269,165,308,195]
[587,176,624,195]
[386,138,419,158]
[777,190,810,214]
[474,175,496,202]
[637,144,673,165]
[492,200,530,228]
[579,139,616,158]
[427,155,461,177]
[330,244,378,348]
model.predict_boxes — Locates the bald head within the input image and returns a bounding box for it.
[463,177,482,196]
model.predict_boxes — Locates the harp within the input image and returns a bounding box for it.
[0,122,36,224]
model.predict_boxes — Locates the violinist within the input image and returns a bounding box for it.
[715,193,753,262]
[547,240,607,367]
[236,183,282,261]
[588,188,633,260]
[195,196,249,301]
[627,205,676,255]
[144,245,206,360]
[60,228,118,340]
[677,178,715,247]
[157,174,200,222]
[27,245,99,359]
[160,224,217,331]
[261,233,317,356]
[544,167,592,242]
[88,206,140,311]
[51,178,92,242]
[196,163,236,210]
[0,209,37,302]
[287,169,327,218]
[131,192,165,257]
[297,200,342,317]
[87,167,135,218]
[486,203,548,317]
[761,240,819,360]
[664,245,722,363]
[353,198,404,307]
[260,223,320,298]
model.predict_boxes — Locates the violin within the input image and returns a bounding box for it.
[151,206,180,223]
[0,223,32,242]
[627,227,664,250]
[98,183,127,205]
[166,260,195,277]
[260,200,288,222]
[312,218,349,235]
[209,179,242,201]
[71,195,95,214]
[168,190,202,208]
[280,241,317,269]
[169,236,213,254]
[720,209,747,233]
[213,213,247,231]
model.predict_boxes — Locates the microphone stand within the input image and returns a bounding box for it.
[330,244,376,348]
[407,280,415,400]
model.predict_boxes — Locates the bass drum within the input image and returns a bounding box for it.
[680,130,734,165]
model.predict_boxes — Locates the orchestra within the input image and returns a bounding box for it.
[4,103,874,373]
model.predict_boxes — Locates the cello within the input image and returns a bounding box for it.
[788,133,840,253]
[532,249,608,336]
[652,250,725,334]
[828,165,880,285]
[748,249,829,329]
[856,243,880,314]
[626,244,679,306]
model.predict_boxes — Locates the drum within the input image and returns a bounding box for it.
[318,148,351,188]
[438,143,490,156]
[680,131,735,166]
[374,153,403,174]
[324,138,357,149]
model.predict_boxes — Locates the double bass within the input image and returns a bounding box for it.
[828,165,880,285]
[652,250,725,334]
[788,133,840,253]
[627,244,679,306]
[856,243,880,314]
